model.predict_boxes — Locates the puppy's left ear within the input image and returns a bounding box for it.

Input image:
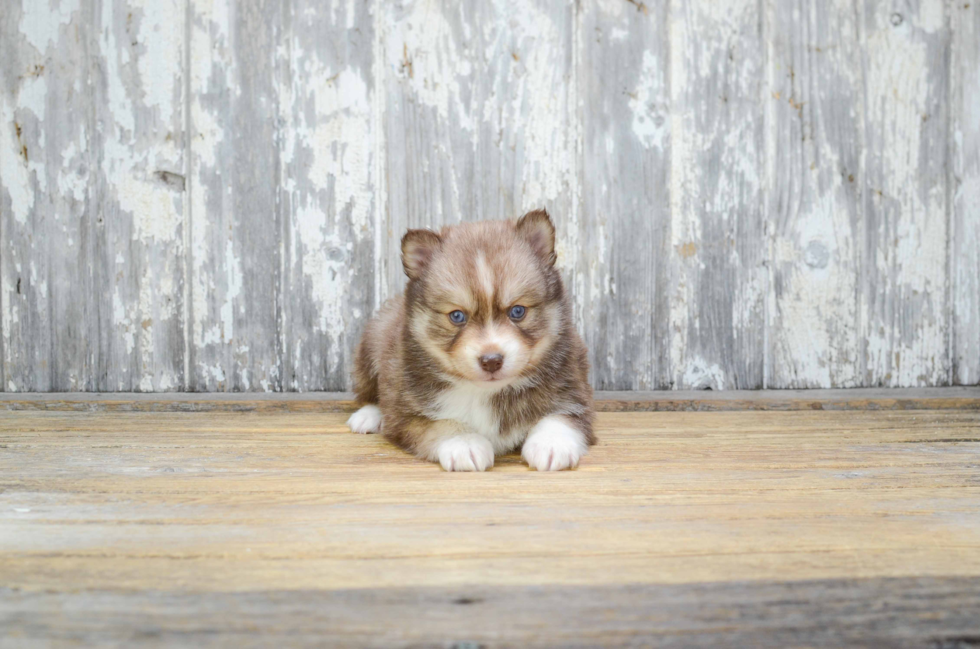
[401,229,442,280]
[515,209,556,266]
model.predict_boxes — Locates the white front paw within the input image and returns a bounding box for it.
[347,405,382,434]
[436,434,495,472]
[522,416,588,471]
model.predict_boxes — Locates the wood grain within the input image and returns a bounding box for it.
[951,1,980,386]
[578,0,670,390]
[1,387,978,412]
[98,0,188,392]
[669,0,767,390]
[2,0,94,391]
[768,0,863,388]
[862,0,950,386]
[4,578,980,648]
[187,0,282,390]
[1,408,979,645]
[380,0,577,300]
[3,0,979,392]
[279,0,378,391]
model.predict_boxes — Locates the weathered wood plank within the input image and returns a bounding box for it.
[0,0,185,391]
[187,0,281,390]
[2,0,976,393]
[3,577,979,648]
[862,0,950,386]
[381,0,577,301]
[577,0,670,390]
[279,0,377,391]
[951,2,979,386]
[1,386,978,412]
[768,0,863,388]
[95,0,187,391]
[668,0,767,389]
[1,0,186,392]
[3,410,980,585]
[1,1,98,391]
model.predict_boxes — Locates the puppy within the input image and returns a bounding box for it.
[346,210,595,471]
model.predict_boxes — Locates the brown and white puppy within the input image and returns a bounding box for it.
[347,210,595,471]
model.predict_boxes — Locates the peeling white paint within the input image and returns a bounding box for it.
[629,50,666,150]
[865,4,947,385]
[18,74,47,124]
[2,0,975,392]
[101,4,135,135]
[387,3,474,131]
[683,359,726,390]
[57,133,88,201]
[306,69,372,231]
[295,207,348,336]
[0,98,34,224]
[221,239,242,343]
[121,174,183,243]
[918,1,944,34]
[510,2,572,206]
[133,0,181,124]
[113,288,136,355]
[19,0,79,53]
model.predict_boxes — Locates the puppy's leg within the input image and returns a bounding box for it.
[347,404,382,434]
[407,419,495,472]
[522,414,590,471]
[349,330,383,434]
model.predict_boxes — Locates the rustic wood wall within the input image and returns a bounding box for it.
[1,0,977,392]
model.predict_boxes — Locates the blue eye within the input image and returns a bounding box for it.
[508,305,526,320]
[448,310,467,325]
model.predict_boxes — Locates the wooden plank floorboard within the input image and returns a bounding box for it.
[1,409,979,646]
[1,387,979,413]
[3,578,980,649]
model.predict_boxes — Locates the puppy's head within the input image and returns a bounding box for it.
[402,210,563,389]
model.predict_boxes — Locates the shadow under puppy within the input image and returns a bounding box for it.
[347,210,595,471]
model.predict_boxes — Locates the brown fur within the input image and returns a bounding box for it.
[352,210,595,461]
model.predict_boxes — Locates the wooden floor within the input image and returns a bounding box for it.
[2,399,980,647]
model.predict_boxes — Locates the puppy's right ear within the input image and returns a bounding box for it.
[401,229,442,280]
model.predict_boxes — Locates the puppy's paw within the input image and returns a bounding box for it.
[436,434,495,472]
[347,405,382,434]
[522,416,588,471]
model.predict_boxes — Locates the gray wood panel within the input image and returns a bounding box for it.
[951,2,979,386]
[579,0,670,390]
[1,0,186,391]
[768,0,864,388]
[95,0,188,391]
[1,0,94,391]
[4,578,979,648]
[668,0,767,389]
[861,0,950,386]
[278,0,377,391]
[381,0,577,301]
[187,0,282,390]
[2,0,978,391]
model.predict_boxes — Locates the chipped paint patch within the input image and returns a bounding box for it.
[133,0,182,124]
[19,0,79,53]
[305,69,372,231]
[0,99,34,224]
[629,50,666,150]
[511,2,573,205]
[864,4,948,385]
[387,3,473,130]
[683,359,726,390]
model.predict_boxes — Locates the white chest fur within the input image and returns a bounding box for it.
[426,383,531,454]
[427,383,500,438]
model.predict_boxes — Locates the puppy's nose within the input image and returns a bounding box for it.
[480,353,504,374]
